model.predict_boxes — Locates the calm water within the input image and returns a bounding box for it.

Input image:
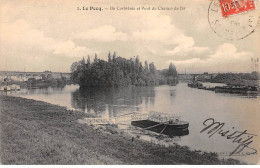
[12,83,260,163]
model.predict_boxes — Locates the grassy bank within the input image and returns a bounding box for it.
[0,94,244,165]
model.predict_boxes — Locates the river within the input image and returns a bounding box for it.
[11,83,260,164]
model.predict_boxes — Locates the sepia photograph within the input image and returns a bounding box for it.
[0,0,259,165]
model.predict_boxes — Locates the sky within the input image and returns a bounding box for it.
[0,0,260,73]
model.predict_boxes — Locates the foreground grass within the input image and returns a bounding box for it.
[0,94,244,165]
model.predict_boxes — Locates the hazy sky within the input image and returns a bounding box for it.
[0,0,259,73]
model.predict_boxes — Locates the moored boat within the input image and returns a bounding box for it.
[198,86,206,89]
[131,111,189,136]
[131,119,189,136]
[187,81,203,88]
[215,85,259,94]
[187,75,203,88]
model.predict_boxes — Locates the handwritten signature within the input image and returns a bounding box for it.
[200,118,257,156]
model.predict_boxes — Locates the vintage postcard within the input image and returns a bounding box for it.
[0,0,259,165]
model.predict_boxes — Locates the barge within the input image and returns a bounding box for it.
[187,79,203,88]
[215,85,259,94]
[131,119,189,136]
[187,82,202,88]
[131,112,189,136]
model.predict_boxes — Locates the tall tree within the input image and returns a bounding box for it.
[82,57,85,64]
[70,61,80,73]
[168,62,177,77]
[112,52,116,62]
[135,56,140,66]
[94,53,98,63]
[149,62,156,74]
[108,51,112,62]
[87,55,91,65]
[144,60,149,72]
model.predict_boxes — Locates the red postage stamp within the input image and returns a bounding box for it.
[219,0,256,17]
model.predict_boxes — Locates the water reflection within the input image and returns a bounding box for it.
[71,86,156,118]
[19,86,66,95]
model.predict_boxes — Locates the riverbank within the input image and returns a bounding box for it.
[0,94,244,164]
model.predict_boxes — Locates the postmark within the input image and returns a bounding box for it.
[208,0,259,40]
[219,0,256,17]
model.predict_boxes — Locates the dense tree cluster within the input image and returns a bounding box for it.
[211,72,260,83]
[27,73,67,88]
[71,52,178,88]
